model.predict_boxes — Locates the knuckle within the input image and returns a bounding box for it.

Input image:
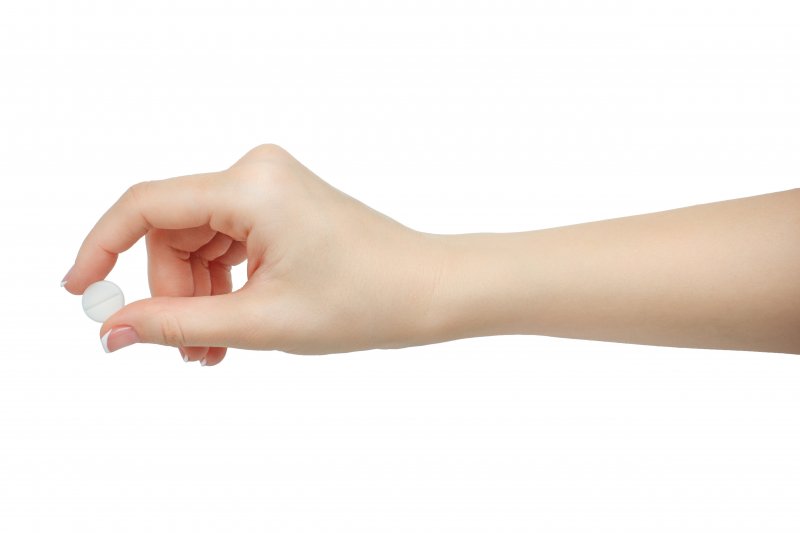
[126,180,149,198]
[232,150,294,191]
[158,312,187,347]
[239,144,293,176]
[225,145,300,215]
[123,180,151,209]
[250,143,288,159]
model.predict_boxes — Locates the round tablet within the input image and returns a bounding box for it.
[82,280,125,323]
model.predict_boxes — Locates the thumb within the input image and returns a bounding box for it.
[99,292,261,353]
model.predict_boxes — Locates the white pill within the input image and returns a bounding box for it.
[82,280,125,323]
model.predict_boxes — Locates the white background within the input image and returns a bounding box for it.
[1,1,799,531]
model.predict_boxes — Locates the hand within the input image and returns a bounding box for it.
[63,144,444,365]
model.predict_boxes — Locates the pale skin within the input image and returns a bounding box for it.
[62,144,800,365]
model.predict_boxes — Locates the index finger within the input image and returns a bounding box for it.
[64,172,222,294]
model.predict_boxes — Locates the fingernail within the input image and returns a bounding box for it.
[199,357,207,366]
[179,347,188,362]
[61,265,74,288]
[100,326,140,353]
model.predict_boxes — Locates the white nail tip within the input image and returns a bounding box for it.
[60,279,67,287]
[182,353,189,362]
[100,330,111,353]
[199,358,207,366]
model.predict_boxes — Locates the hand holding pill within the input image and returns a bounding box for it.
[61,144,442,365]
[62,144,800,364]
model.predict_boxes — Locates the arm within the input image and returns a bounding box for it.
[423,188,800,354]
[63,145,800,364]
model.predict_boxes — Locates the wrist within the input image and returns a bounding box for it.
[414,231,537,345]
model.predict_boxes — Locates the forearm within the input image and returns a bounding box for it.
[421,188,800,355]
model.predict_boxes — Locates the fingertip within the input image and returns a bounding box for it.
[202,347,227,366]
[182,346,209,362]
[60,265,73,289]
[66,248,119,295]
[62,279,79,295]
[98,300,139,342]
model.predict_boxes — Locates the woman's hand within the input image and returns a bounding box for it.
[65,144,800,364]
[62,144,444,365]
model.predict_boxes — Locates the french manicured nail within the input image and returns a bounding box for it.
[199,357,207,366]
[61,265,74,288]
[100,326,140,353]
[179,347,189,362]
